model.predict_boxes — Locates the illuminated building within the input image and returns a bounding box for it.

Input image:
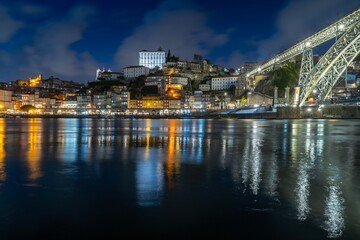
[139,48,166,69]
[92,91,130,109]
[16,74,43,87]
[95,67,123,80]
[0,89,13,111]
[199,84,211,92]
[12,91,53,111]
[93,93,111,108]
[123,66,149,79]
[63,96,78,108]
[129,98,181,109]
[170,76,188,86]
[76,95,92,108]
[165,84,182,99]
[29,74,42,86]
[211,75,240,91]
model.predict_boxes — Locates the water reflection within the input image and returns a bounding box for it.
[164,119,180,189]
[0,118,358,238]
[27,119,42,182]
[294,121,325,221]
[136,157,164,207]
[324,178,345,238]
[63,119,79,163]
[136,142,164,206]
[295,133,315,221]
[295,161,311,221]
[241,121,264,195]
[0,119,6,182]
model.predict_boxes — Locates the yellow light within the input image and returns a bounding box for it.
[0,119,6,181]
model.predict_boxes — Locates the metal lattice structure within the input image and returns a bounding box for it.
[299,21,360,106]
[246,8,360,77]
[298,47,314,88]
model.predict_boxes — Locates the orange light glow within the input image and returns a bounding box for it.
[165,119,180,188]
[0,119,6,181]
[27,119,42,181]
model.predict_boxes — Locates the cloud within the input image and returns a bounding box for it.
[0,5,23,43]
[17,3,47,16]
[20,4,99,82]
[215,50,245,69]
[115,0,228,68]
[257,0,360,61]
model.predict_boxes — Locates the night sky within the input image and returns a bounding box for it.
[0,0,359,83]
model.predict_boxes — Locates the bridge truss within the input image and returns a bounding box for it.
[246,8,360,106]
[299,21,360,106]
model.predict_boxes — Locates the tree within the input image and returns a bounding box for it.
[20,105,36,112]
[270,62,300,89]
[240,96,247,105]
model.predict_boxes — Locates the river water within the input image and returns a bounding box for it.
[0,118,359,239]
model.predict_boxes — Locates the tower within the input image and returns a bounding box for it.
[96,67,101,80]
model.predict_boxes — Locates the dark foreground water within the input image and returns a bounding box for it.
[0,118,359,239]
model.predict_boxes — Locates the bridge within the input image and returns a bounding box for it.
[247,8,360,107]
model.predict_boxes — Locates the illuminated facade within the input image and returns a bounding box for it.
[129,99,181,109]
[0,89,13,110]
[199,84,210,92]
[123,66,149,79]
[96,68,123,80]
[211,75,240,91]
[139,49,166,69]
[170,77,188,86]
[16,74,43,87]
[12,92,52,110]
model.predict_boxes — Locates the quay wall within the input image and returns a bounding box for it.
[2,106,360,119]
[277,106,360,119]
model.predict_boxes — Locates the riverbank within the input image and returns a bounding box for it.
[2,106,360,119]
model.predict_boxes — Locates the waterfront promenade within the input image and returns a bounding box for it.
[2,105,360,119]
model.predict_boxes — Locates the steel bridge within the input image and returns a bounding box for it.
[247,8,360,106]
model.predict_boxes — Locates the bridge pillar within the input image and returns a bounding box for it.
[293,87,300,106]
[298,47,314,106]
[273,86,278,109]
[285,87,290,105]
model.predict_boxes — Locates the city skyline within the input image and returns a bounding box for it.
[0,0,359,83]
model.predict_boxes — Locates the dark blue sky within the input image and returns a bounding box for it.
[0,0,359,83]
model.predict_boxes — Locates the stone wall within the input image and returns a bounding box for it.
[247,92,273,106]
[321,105,360,118]
[276,107,301,118]
[276,106,360,118]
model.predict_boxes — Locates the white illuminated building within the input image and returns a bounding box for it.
[123,66,149,79]
[95,67,123,80]
[139,48,166,69]
[211,75,240,91]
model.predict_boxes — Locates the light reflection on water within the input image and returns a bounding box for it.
[0,119,6,182]
[324,178,345,238]
[26,119,42,183]
[0,118,359,238]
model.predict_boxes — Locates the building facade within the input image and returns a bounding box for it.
[96,68,123,80]
[139,49,166,69]
[0,89,13,110]
[211,76,240,91]
[123,66,149,79]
